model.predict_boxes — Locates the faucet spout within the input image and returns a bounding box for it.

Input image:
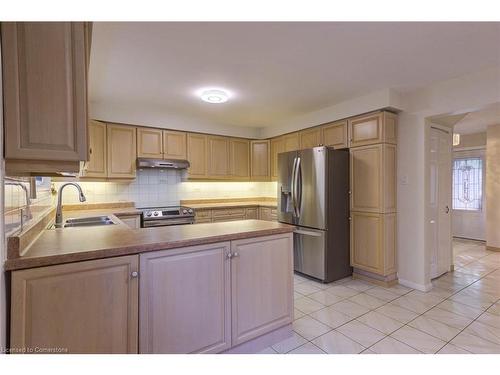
[55,183,87,228]
[5,181,33,228]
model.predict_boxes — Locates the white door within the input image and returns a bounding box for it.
[452,149,486,241]
[429,126,452,279]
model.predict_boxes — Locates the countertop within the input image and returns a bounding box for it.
[186,201,277,210]
[5,213,294,271]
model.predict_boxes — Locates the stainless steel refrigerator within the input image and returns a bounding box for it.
[277,146,351,283]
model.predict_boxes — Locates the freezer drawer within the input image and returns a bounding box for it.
[293,227,326,281]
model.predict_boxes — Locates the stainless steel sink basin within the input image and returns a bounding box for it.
[48,216,116,229]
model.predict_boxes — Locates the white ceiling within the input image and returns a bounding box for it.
[89,22,500,129]
[453,103,500,134]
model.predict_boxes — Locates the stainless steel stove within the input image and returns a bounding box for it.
[139,206,195,228]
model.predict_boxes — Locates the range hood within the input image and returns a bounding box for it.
[137,158,190,169]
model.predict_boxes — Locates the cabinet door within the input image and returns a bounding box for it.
[107,124,137,178]
[230,139,250,179]
[81,120,107,178]
[11,255,139,353]
[207,136,230,179]
[245,208,259,219]
[187,133,208,178]
[349,112,397,147]
[137,127,163,159]
[299,128,322,149]
[270,137,285,180]
[250,140,270,181]
[322,120,348,149]
[139,243,231,353]
[259,207,272,221]
[230,234,293,345]
[163,130,187,160]
[2,22,88,161]
[350,212,396,276]
[283,132,300,152]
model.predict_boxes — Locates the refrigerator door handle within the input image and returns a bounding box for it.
[294,229,322,237]
[291,156,297,217]
[296,156,302,217]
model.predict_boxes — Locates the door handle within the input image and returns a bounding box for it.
[294,229,322,237]
[294,157,301,218]
[291,157,297,216]
[445,206,450,214]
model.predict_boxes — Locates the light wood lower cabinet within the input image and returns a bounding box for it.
[230,234,293,345]
[350,212,396,276]
[139,243,232,354]
[245,208,259,219]
[107,124,137,178]
[10,255,139,353]
[259,207,277,221]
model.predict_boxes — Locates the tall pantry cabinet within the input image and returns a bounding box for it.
[349,111,398,284]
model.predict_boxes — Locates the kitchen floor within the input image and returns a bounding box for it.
[259,239,500,354]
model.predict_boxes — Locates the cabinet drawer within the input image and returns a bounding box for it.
[195,209,212,219]
[212,208,246,218]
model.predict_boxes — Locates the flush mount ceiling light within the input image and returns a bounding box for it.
[200,89,229,104]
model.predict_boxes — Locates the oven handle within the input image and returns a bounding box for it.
[142,218,194,227]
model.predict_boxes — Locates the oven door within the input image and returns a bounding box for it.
[142,218,194,228]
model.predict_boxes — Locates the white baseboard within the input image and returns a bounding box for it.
[398,278,432,292]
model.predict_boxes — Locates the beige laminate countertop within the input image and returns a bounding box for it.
[187,201,277,209]
[5,212,294,271]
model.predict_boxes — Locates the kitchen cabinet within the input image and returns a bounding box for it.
[81,120,107,178]
[250,140,271,181]
[139,243,232,354]
[245,208,259,219]
[194,209,212,223]
[212,208,246,222]
[350,144,396,213]
[2,22,90,175]
[348,111,397,147]
[259,207,277,221]
[187,133,208,178]
[299,127,323,149]
[270,132,299,180]
[350,212,396,276]
[207,136,231,179]
[322,120,348,149]
[163,130,187,160]
[10,255,139,353]
[107,124,137,178]
[230,139,250,180]
[230,234,293,345]
[137,127,163,159]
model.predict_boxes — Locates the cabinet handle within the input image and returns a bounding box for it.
[232,252,239,258]
[131,271,139,278]
[226,253,233,259]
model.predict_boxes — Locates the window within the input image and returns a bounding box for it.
[452,157,483,211]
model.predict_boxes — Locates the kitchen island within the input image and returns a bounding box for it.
[6,217,295,354]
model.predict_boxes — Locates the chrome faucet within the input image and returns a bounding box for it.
[5,181,33,231]
[55,183,87,228]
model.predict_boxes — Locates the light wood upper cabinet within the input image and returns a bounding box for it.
[350,212,396,276]
[270,137,285,180]
[81,120,107,178]
[107,124,137,178]
[139,243,231,354]
[230,139,250,179]
[348,111,397,147]
[207,136,231,179]
[163,130,187,160]
[283,132,300,152]
[187,133,208,178]
[322,120,348,149]
[10,255,139,353]
[250,140,270,181]
[350,144,396,213]
[230,234,293,345]
[299,128,323,149]
[1,22,88,164]
[137,127,163,159]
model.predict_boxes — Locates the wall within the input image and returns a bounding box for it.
[453,132,486,150]
[486,124,500,249]
[0,42,6,351]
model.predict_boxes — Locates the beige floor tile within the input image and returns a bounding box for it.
[294,296,326,314]
[310,306,354,328]
[312,330,365,354]
[308,290,346,306]
[257,346,278,354]
[308,281,333,290]
[348,293,386,310]
[329,300,371,318]
[341,279,374,292]
[361,349,376,354]
[408,316,461,342]
[356,311,403,335]
[477,311,500,329]
[336,320,386,347]
[294,308,305,320]
[405,290,444,306]
[426,286,455,299]
[288,342,326,354]
[449,288,496,310]
[437,343,472,354]
[271,332,308,353]
[436,299,483,320]
[375,303,419,324]
[390,295,435,314]
[293,274,310,283]
[293,316,332,341]
[486,303,500,317]
[390,326,446,354]
[465,321,500,345]
[383,284,413,296]
[364,287,401,302]
[294,282,323,296]
[326,285,360,298]
[369,336,421,354]
[450,331,500,354]
[422,307,473,330]
[294,291,304,300]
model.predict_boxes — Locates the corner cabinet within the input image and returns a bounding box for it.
[10,256,139,354]
[2,22,91,175]
[107,124,137,178]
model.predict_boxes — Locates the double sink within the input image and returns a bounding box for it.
[48,216,116,229]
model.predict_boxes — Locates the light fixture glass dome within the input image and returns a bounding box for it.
[200,89,229,104]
